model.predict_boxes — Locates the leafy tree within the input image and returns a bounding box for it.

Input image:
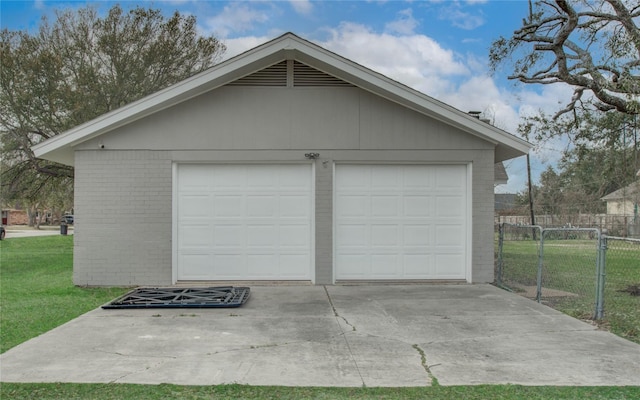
[0,4,225,222]
[490,0,640,117]
[516,107,639,216]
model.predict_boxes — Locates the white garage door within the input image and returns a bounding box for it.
[176,164,312,281]
[335,164,468,281]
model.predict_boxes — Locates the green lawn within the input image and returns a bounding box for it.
[1,236,639,399]
[0,236,128,353]
[497,237,640,344]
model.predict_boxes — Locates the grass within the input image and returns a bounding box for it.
[0,236,128,353]
[1,236,639,399]
[497,236,640,344]
[2,383,640,400]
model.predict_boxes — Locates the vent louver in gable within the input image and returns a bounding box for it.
[227,60,354,87]
[227,61,288,86]
[292,61,354,87]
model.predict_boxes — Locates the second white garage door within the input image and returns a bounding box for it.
[176,164,312,281]
[335,164,469,281]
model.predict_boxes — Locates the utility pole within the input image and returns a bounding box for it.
[527,153,537,239]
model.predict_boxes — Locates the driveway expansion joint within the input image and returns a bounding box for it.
[412,344,439,386]
[323,286,364,386]
[323,286,356,331]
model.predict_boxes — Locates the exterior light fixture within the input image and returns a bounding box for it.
[305,153,320,159]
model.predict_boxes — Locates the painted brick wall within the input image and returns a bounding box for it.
[74,150,172,286]
[472,151,496,283]
[314,160,333,284]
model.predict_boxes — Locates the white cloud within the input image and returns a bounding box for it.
[318,23,469,96]
[439,3,485,30]
[222,35,276,59]
[204,3,270,38]
[289,0,313,16]
[384,8,419,35]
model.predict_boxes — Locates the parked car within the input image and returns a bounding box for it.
[63,215,74,224]
[0,226,5,240]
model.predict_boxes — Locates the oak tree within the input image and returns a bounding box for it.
[0,4,225,220]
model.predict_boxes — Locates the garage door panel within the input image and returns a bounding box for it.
[247,196,276,217]
[435,196,464,217]
[213,225,244,247]
[278,167,311,189]
[336,254,367,278]
[247,225,277,246]
[435,254,465,277]
[181,195,212,217]
[336,195,368,217]
[403,254,435,277]
[214,196,244,217]
[177,164,312,281]
[403,225,432,246]
[404,196,433,217]
[335,164,467,281]
[179,224,212,247]
[213,166,247,188]
[335,167,367,190]
[279,224,310,247]
[403,167,433,188]
[435,225,464,246]
[371,224,399,246]
[371,196,400,217]
[280,195,311,217]
[279,254,311,278]
[247,254,277,276]
[336,224,368,246]
[371,167,401,189]
[371,254,400,277]
[178,253,212,280]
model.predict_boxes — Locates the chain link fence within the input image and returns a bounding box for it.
[496,223,640,344]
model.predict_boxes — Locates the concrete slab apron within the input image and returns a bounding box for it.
[1,284,639,386]
[327,285,640,386]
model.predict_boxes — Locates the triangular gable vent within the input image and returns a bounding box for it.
[227,60,354,87]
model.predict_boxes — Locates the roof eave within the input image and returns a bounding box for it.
[33,33,532,166]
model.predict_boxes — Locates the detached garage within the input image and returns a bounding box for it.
[33,33,531,286]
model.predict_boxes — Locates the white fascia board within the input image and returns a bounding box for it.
[32,36,297,165]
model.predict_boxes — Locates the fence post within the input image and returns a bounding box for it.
[595,234,607,320]
[497,223,504,285]
[536,227,544,303]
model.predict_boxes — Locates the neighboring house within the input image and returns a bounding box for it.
[601,181,640,216]
[1,209,29,225]
[33,33,531,286]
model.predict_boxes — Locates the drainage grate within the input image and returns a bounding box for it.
[102,286,251,309]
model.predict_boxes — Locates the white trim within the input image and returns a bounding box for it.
[171,162,179,284]
[310,161,316,284]
[465,162,473,283]
[173,161,314,282]
[333,162,472,282]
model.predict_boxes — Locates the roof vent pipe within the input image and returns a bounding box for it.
[468,111,481,119]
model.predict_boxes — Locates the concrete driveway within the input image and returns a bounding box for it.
[1,284,639,387]
[3,226,72,238]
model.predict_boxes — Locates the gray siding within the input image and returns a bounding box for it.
[73,86,497,286]
[77,87,491,152]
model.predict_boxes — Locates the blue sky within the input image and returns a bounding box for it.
[0,1,573,193]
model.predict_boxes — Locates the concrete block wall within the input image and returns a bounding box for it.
[471,150,496,283]
[74,150,173,286]
[314,159,334,284]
